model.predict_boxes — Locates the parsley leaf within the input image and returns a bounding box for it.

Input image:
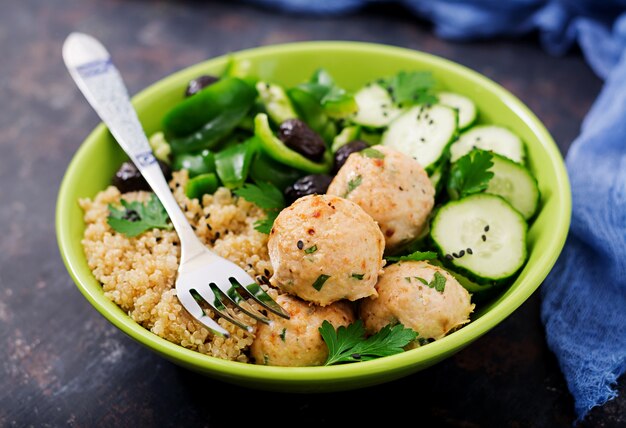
[320,320,418,365]
[234,181,285,210]
[386,250,438,262]
[382,71,437,107]
[234,181,286,234]
[447,149,494,199]
[107,194,172,238]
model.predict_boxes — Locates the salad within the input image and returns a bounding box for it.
[85,57,540,366]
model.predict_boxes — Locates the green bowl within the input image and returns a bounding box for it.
[56,41,571,393]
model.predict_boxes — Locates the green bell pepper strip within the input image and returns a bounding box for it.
[162,77,257,139]
[286,87,329,137]
[168,108,251,154]
[331,125,361,152]
[171,149,215,178]
[214,137,257,189]
[185,173,219,200]
[223,56,258,86]
[249,152,304,191]
[254,113,332,174]
[256,81,299,125]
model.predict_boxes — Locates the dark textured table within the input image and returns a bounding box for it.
[2,1,624,427]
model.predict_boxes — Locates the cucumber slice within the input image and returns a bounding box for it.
[431,193,527,282]
[450,125,525,164]
[487,154,540,220]
[351,84,402,128]
[381,104,457,170]
[438,92,477,130]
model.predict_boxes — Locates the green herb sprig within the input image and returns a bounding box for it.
[234,181,286,234]
[447,149,494,199]
[319,320,418,365]
[107,194,172,238]
[381,71,437,107]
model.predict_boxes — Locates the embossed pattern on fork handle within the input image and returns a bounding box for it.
[62,32,206,263]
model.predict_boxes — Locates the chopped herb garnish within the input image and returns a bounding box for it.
[430,272,447,293]
[312,274,331,291]
[351,273,364,280]
[280,328,287,342]
[319,320,418,365]
[234,181,286,234]
[344,175,363,197]
[405,277,412,283]
[386,250,438,262]
[415,277,429,285]
[446,149,494,200]
[107,194,172,238]
[304,245,318,254]
[360,148,385,159]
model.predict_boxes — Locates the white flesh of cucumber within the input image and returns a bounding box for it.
[438,92,477,130]
[431,194,527,282]
[382,104,457,170]
[352,84,402,128]
[450,125,524,164]
[487,154,540,220]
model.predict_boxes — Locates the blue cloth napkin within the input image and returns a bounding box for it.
[247,0,626,420]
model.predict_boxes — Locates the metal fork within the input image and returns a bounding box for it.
[63,32,289,337]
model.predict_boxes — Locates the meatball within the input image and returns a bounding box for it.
[268,194,385,306]
[359,261,474,341]
[326,145,435,251]
[250,294,355,366]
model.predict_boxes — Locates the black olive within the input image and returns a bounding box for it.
[284,174,333,205]
[332,140,369,174]
[278,119,326,162]
[111,160,172,193]
[185,75,219,97]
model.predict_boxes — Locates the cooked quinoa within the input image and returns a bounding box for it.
[79,170,275,362]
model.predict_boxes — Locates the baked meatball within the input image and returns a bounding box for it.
[359,261,474,341]
[250,294,355,366]
[268,194,385,306]
[326,145,435,251]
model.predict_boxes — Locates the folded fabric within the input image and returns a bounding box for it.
[244,0,626,420]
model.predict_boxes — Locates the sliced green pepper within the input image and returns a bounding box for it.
[163,77,257,142]
[254,113,332,174]
[223,56,258,86]
[172,149,215,178]
[249,152,304,191]
[185,173,219,200]
[256,81,298,125]
[286,87,329,137]
[331,125,361,152]
[214,137,257,189]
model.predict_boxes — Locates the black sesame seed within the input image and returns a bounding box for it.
[467,248,473,255]
[429,119,434,125]
[452,252,460,258]
[445,254,453,260]
[207,223,212,231]
[458,250,465,257]
[264,269,271,277]
[484,225,490,232]
[351,353,362,360]
[214,231,221,239]
[297,240,304,250]
[205,213,210,219]
[482,235,487,241]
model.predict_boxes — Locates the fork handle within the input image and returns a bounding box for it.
[63,32,205,262]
